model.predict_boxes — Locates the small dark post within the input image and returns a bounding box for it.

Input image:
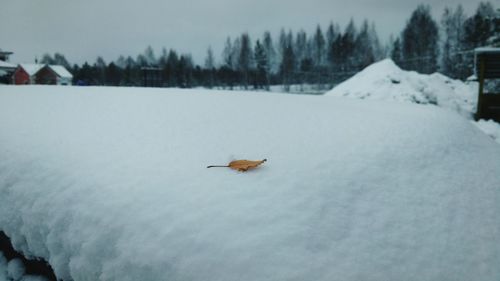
[475,56,486,120]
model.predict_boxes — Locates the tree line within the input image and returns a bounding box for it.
[40,1,498,91]
[392,2,499,80]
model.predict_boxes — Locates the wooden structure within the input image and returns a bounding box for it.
[475,48,500,122]
[35,66,58,85]
[141,67,163,87]
[12,64,44,85]
[36,65,73,85]
[13,64,72,85]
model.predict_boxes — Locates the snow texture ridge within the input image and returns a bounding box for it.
[0,252,48,281]
[326,59,478,118]
[1,86,500,281]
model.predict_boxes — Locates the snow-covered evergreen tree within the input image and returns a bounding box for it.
[326,22,337,51]
[440,5,467,79]
[355,20,376,68]
[391,37,404,67]
[294,30,308,66]
[262,31,277,74]
[53,53,71,69]
[313,25,326,67]
[280,42,295,92]
[369,22,384,60]
[205,46,215,70]
[116,55,127,69]
[278,28,287,64]
[40,53,55,64]
[158,48,168,67]
[238,33,252,89]
[164,49,179,87]
[401,5,439,74]
[463,2,498,78]
[143,46,156,66]
[95,56,107,85]
[222,37,233,69]
[254,40,269,89]
[205,46,215,88]
[342,19,357,71]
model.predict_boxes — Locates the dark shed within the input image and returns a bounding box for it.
[475,48,500,122]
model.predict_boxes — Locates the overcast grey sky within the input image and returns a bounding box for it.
[0,0,490,65]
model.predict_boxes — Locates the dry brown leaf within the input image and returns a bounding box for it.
[207,159,267,172]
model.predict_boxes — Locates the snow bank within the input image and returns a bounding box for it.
[474,119,500,144]
[326,59,478,118]
[0,252,47,281]
[1,85,500,281]
[324,59,500,143]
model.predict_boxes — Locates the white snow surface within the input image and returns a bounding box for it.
[0,61,16,69]
[1,85,500,281]
[326,59,478,118]
[7,259,25,281]
[474,119,500,144]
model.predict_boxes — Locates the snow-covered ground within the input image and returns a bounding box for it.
[1,85,500,281]
[474,119,500,143]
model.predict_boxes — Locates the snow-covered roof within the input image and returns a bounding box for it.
[19,64,45,76]
[16,64,73,78]
[48,65,73,78]
[0,60,16,69]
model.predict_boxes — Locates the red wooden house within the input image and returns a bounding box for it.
[36,65,73,85]
[12,64,44,85]
[12,64,72,85]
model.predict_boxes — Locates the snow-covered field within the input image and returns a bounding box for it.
[1,84,500,281]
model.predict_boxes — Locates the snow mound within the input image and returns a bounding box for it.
[7,259,25,281]
[1,86,500,281]
[0,253,48,281]
[474,119,500,144]
[326,59,477,118]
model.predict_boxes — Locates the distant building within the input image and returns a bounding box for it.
[0,49,13,62]
[12,64,73,85]
[0,49,15,84]
[474,48,500,122]
[141,67,163,87]
[0,61,16,75]
[12,64,45,85]
[36,65,73,85]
